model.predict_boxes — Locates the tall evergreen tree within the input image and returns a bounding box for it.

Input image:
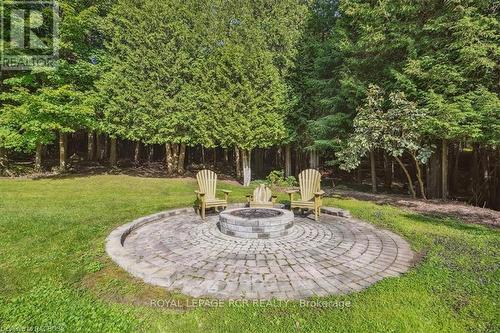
[97,0,212,172]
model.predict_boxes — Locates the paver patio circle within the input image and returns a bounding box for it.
[106,206,414,300]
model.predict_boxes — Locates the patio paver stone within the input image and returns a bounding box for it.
[106,207,414,300]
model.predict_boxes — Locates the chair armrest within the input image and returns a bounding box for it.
[246,194,253,203]
[286,189,298,201]
[195,190,205,202]
[314,190,325,196]
[221,189,231,201]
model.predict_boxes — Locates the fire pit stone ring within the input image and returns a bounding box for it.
[218,207,294,239]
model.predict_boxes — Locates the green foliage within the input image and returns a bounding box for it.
[0,0,112,152]
[194,30,288,149]
[337,85,430,170]
[289,0,348,151]
[397,1,499,144]
[265,170,297,187]
[96,0,204,144]
[303,0,499,160]
[97,0,307,149]
[0,84,93,152]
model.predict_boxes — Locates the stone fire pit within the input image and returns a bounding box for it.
[218,208,294,239]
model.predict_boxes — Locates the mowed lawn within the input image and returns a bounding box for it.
[0,175,498,333]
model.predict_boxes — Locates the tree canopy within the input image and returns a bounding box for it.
[0,0,498,205]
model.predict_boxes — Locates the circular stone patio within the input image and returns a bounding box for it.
[106,206,414,300]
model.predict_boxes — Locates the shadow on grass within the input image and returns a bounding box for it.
[401,212,491,235]
[31,166,241,183]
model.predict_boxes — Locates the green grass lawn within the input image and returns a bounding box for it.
[0,175,498,332]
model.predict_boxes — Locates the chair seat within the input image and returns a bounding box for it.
[249,201,274,208]
[291,200,314,208]
[205,198,227,206]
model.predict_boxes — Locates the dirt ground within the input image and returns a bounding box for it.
[333,189,500,228]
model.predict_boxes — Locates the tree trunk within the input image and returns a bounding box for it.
[295,150,301,175]
[442,139,449,199]
[223,148,228,163]
[148,145,154,163]
[383,152,393,189]
[0,147,10,176]
[177,143,186,174]
[481,147,490,208]
[201,146,205,164]
[284,145,292,177]
[276,146,282,168]
[87,131,96,161]
[109,137,117,167]
[411,152,427,200]
[309,149,319,169]
[103,135,109,161]
[96,133,102,161]
[172,144,179,172]
[493,148,500,210]
[165,143,174,174]
[212,148,216,165]
[426,147,442,199]
[394,156,416,198]
[134,141,141,165]
[35,143,43,171]
[235,146,241,179]
[0,147,6,168]
[369,150,377,193]
[242,149,252,186]
[165,143,181,173]
[451,142,460,195]
[59,132,67,170]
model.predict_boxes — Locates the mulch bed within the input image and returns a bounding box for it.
[332,189,500,229]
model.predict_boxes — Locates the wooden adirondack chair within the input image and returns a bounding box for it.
[286,169,325,221]
[195,169,231,219]
[246,184,277,208]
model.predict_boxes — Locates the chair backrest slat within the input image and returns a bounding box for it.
[197,169,217,199]
[253,184,272,203]
[299,169,321,201]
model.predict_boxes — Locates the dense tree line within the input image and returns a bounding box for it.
[0,0,498,208]
[296,0,499,207]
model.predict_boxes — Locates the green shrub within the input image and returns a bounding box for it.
[265,170,297,187]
